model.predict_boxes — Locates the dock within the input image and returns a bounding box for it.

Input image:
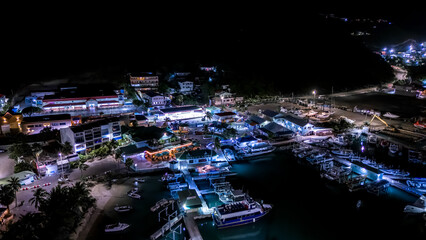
[183,212,204,240]
[150,214,183,240]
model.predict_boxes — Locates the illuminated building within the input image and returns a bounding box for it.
[22,114,71,135]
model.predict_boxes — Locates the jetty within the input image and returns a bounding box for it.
[183,212,204,240]
[150,213,183,240]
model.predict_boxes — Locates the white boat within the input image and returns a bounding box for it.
[317,112,330,119]
[403,195,426,214]
[380,168,410,177]
[128,192,141,199]
[105,222,130,233]
[237,141,276,158]
[114,205,133,212]
[331,149,353,159]
[383,112,400,119]
[328,135,348,146]
[306,154,334,165]
[213,195,272,229]
[134,178,145,183]
[306,110,318,117]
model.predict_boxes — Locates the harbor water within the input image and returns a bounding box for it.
[87,150,425,240]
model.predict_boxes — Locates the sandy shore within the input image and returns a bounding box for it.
[72,182,130,240]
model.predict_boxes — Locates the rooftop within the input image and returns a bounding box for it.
[160,106,201,114]
[22,114,71,123]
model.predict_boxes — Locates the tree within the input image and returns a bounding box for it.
[8,176,21,207]
[0,184,15,211]
[213,137,221,160]
[175,95,184,106]
[8,142,33,161]
[77,159,89,179]
[61,141,73,156]
[21,106,43,117]
[223,128,237,139]
[29,188,48,210]
[14,161,34,173]
[125,157,134,170]
[205,112,213,122]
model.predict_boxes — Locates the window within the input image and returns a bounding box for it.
[75,136,85,144]
[60,122,67,126]
[51,123,59,126]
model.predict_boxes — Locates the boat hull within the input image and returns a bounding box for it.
[213,210,270,229]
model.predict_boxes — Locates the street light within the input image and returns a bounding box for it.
[312,90,316,108]
[58,152,64,180]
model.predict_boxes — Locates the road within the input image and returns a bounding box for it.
[0,152,15,179]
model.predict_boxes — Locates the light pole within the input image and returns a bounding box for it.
[312,90,316,108]
[58,152,64,180]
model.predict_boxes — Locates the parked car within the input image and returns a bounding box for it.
[0,149,7,153]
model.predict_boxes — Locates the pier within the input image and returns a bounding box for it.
[150,213,183,240]
[183,212,204,240]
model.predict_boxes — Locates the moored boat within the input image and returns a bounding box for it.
[114,205,133,212]
[213,195,272,229]
[331,149,353,159]
[105,222,130,232]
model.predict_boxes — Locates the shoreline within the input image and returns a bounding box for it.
[72,182,129,240]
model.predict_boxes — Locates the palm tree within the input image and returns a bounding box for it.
[214,137,222,160]
[125,157,134,170]
[205,112,213,122]
[8,176,21,207]
[0,184,15,212]
[29,188,48,210]
[77,159,89,179]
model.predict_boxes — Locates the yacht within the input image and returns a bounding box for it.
[403,195,426,214]
[105,222,130,233]
[383,112,400,119]
[317,112,331,119]
[306,154,334,165]
[380,168,410,178]
[114,205,133,213]
[331,149,353,159]
[127,188,141,199]
[213,195,272,229]
[237,141,276,158]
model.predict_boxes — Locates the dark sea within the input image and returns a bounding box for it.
[87,150,425,240]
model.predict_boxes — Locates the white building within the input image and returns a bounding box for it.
[22,114,72,135]
[178,81,194,94]
[129,74,159,92]
[142,92,166,108]
[60,117,121,153]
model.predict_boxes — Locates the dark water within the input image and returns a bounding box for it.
[87,150,425,240]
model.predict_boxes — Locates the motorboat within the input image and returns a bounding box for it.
[128,192,141,199]
[328,135,348,146]
[380,168,410,178]
[408,150,424,164]
[237,142,276,158]
[114,205,133,213]
[383,112,400,119]
[306,110,318,117]
[317,112,331,119]
[306,154,334,165]
[105,222,130,233]
[414,121,426,129]
[403,195,426,214]
[406,178,426,193]
[213,195,272,229]
[134,178,145,183]
[365,180,390,194]
[331,149,353,159]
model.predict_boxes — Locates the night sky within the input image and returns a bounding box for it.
[2,5,425,94]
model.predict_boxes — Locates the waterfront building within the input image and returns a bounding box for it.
[214,112,237,123]
[142,91,166,108]
[212,91,243,106]
[176,149,218,170]
[60,117,121,153]
[22,114,71,135]
[245,115,267,131]
[258,122,294,139]
[261,109,280,121]
[42,93,123,112]
[273,113,314,135]
[129,73,159,92]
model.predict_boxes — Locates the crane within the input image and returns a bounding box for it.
[369,114,397,131]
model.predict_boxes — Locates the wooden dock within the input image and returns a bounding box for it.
[150,214,183,240]
[183,212,204,240]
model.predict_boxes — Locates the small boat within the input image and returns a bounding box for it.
[114,205,133,212]
[105,222,130,232]
[408,150,424,164]
[134,178,145,183]
[367,135,377,144]
[403,195,426,214]
[380,168,410,178]
[317,112,331,119]
[331,149,353,159]
[414,121,426,129]
[223,148,236,162]
[128,192,141,199]
[383,112,400,119]
[328,135,348,146]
